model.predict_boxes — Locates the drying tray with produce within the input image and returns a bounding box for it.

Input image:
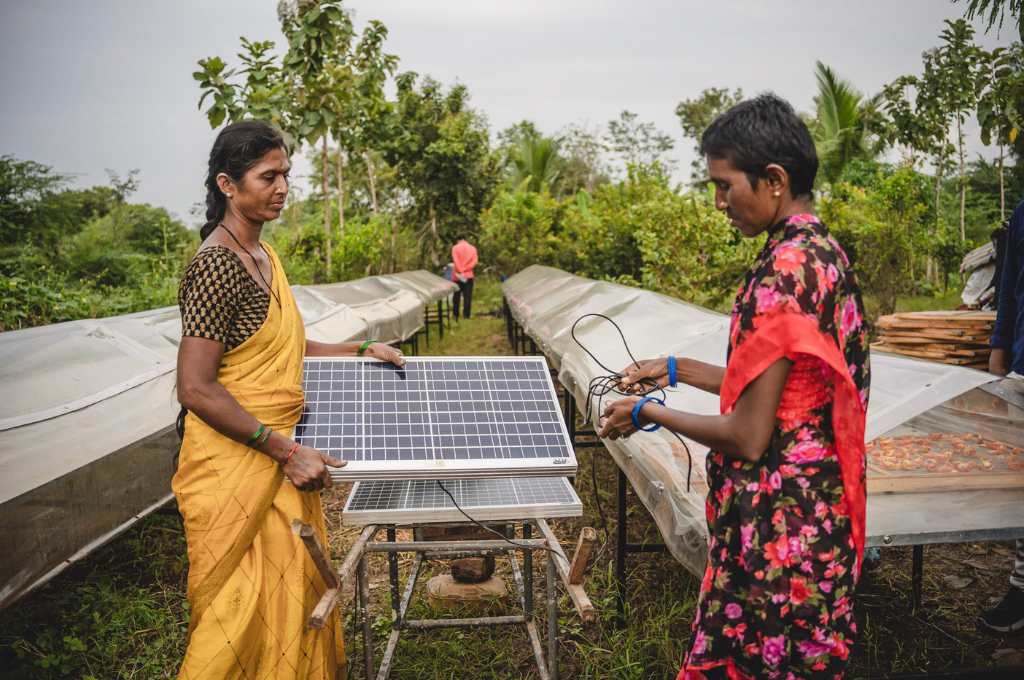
[866,379,1024,495]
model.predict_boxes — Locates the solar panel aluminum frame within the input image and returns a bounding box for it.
[296,356,577,481]
[342,477,583,526]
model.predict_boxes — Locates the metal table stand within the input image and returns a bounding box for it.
[293,518,596,680]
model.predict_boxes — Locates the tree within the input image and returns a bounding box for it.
[193,38,294,134]
[930,19,986,241]
[977,42,1024,221]
[882,20,985,241]
[674,87,743,181]
[954,0,1023,40]
[811,62,884,184]
[557,123,610,195]
[385,73,500,264]
[281,0,356,271]
[0,156,70,247]
[105,169,140,203]
[605,110,675,172]
[507,131,563,194]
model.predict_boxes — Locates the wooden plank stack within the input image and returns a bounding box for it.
[872,311,996,369]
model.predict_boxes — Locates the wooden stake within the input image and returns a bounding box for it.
[292,521,378,629]
[568,527,596,586]
[535,519,596,623]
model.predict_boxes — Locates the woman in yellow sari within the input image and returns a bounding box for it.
[174,121,404,679]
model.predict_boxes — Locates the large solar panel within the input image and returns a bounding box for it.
[295,357,577,480]
[342,477,582,525]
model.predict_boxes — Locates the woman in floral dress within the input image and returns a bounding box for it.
[600,94,870,679]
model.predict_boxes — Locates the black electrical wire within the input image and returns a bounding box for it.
[569,313,694,500]
[435,480,571,568]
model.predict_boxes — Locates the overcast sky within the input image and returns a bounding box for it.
[0,1,1015,223]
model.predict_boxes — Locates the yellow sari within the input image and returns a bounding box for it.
[173,243,345,679]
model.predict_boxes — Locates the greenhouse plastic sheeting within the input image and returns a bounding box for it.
[0,271,430,609]
[504,265,1002,575]
[310,281,422,343]
[291,285,369,344]
[380,270,457,304]
[0,313,181,608]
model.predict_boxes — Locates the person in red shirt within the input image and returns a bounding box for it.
[451,235,478,319]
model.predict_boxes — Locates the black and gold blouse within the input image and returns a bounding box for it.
[178,246,270,351]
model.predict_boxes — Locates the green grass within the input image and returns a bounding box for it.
[0,513,188,679]
[2,276,1016,679]
[894,288,964,313]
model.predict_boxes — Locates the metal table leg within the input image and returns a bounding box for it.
[616,467,627,627]
[387,527,400,618]
[524,522,534,615]
[912,545,924,611]
[357,555,374,678]
[547,553,558,680]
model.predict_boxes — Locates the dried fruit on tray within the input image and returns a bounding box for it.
[866,433,1024,475]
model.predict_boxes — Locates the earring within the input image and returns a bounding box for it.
[227,193,233,199]
[772,191,780,197]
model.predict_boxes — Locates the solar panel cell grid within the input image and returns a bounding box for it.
[295,357,577,480]
[342,477,582,525]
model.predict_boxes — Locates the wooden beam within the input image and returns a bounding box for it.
[291,520,338,589]
[535,519,596,623]
[293,522,378,630]
[568,527,597,586]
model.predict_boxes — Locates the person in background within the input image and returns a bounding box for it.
[452,235,478,320]
[981,197,1024,634]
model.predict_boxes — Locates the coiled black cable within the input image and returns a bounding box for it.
[569,313,694,504]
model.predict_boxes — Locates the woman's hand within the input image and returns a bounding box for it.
[598,395,642,440]
[365,342,406,367]
[618,358,669,394]
[282,445,347,492]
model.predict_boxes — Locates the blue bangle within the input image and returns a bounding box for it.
[631,397,664,432]
[667,355,677,388]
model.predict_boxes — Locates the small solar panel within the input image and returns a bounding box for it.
[342,477,582,525]
[295,357,577,480]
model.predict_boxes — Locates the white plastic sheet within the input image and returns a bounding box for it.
[380,270,457,304]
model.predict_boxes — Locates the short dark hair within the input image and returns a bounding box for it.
[200,120,288,240]
[700,93,818,197]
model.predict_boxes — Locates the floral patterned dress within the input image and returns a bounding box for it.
[680,214,871,680]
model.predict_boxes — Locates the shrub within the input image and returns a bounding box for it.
[479,187,562,276]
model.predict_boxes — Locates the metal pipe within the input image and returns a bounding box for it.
[357,556,374,678]
[377,553,422,680]
[525,620,551,680]
[365,539,546,553]
[387,527,400,619]
[912,545,924,611]
[616,468,627,627]
[509,544,528,614]
[416,548,512,560]
[623,543,668,553]
[404,615,526,630]
[547,552,558,680]
[523,522,534,616]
